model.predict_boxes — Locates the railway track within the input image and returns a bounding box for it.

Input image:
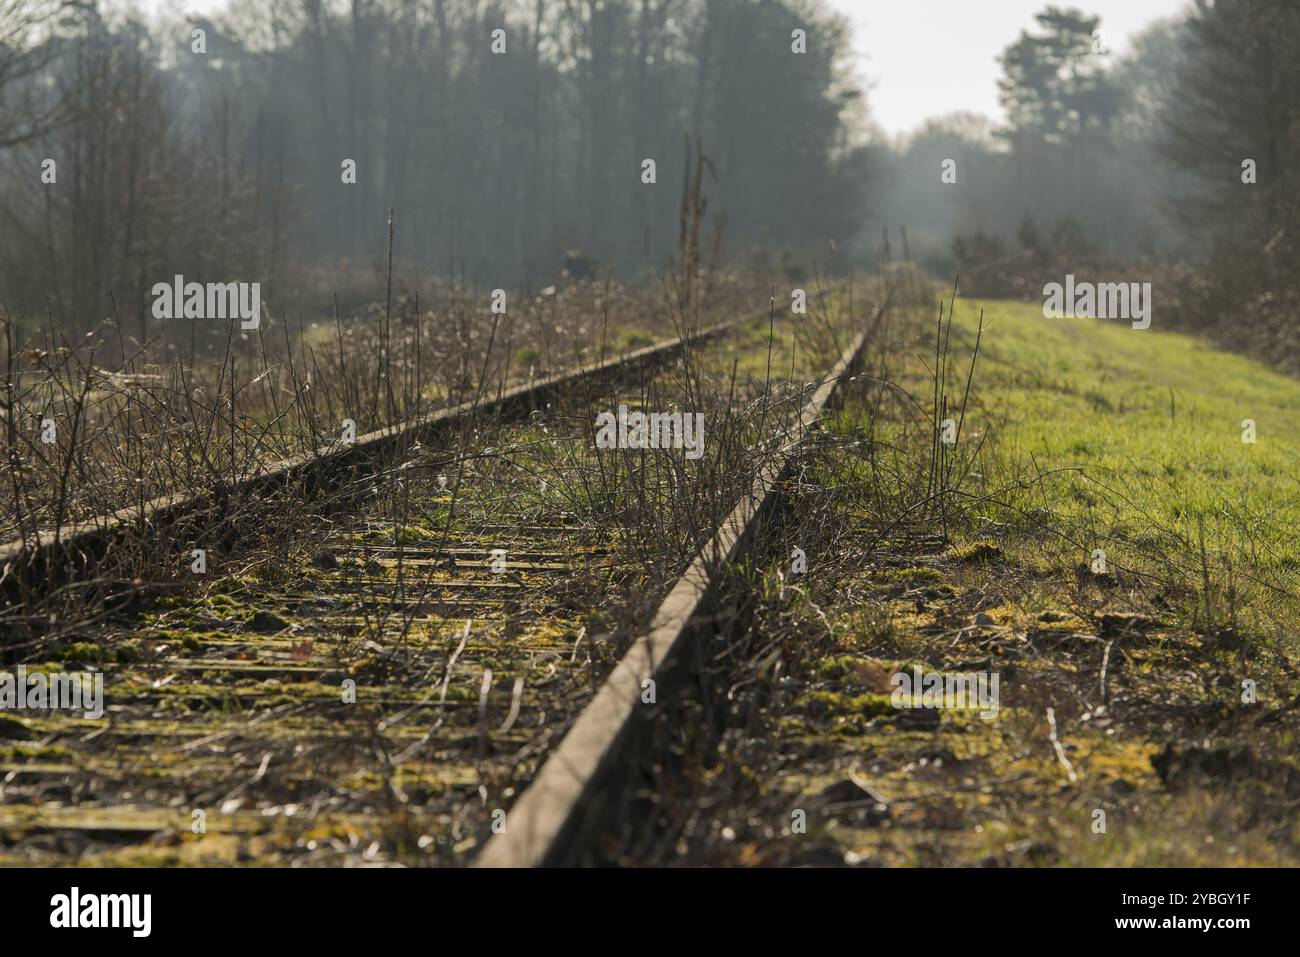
[477,317,877,866]
[0,290,877,865]
[0,312,745,610]
[0,445,624,864]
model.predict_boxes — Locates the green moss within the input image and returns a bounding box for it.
[513,344,543,367]
[392,523,442,546]
[206,593,244,613]
[816,655,875,684]
[803,689,895,721]
[8,743,71,760]
[115,642,143,664]
[60,641,107,664]
[949,541,1003,564]
[886,566,944,585]
[622,329,655,350]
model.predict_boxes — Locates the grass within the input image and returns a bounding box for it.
[878,297,1300,644]
[610,285,1300,868]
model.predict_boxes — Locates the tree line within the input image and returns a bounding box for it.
[862,1,1300,366]
[0,0,868,341]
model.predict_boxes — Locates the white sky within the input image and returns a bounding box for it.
[136,0,1192,137]
[130,0,224,17]
[829,0,1192,137]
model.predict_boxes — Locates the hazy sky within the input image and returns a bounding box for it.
[139,0,1191,138]
[831,0,1191,137]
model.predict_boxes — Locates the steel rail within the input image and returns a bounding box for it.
[475,313,876,867]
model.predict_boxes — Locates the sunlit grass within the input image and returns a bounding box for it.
[853,296,1300,643]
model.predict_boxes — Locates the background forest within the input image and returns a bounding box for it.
[0,0,1296,365]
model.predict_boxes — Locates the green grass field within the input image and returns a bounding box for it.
[690,292,1300,867]
[900,298,1300,644]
